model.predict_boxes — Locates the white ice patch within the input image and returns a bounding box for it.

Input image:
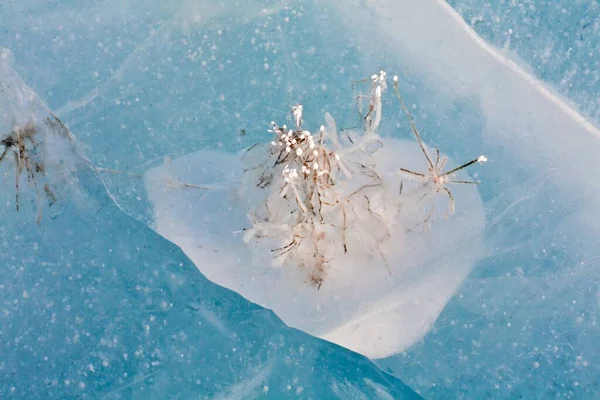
[144,137,485,358]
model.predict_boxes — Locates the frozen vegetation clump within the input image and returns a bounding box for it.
[0,110,80,224]
[241,71,487,288]
[144,68,488,356]
[0,49,84,225]
[1,121,54,219]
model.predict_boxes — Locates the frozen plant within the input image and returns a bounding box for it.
[242,76,393,288]
[341,70,388,155]
[242,107,349,288]
[0,115,68,224]
[241,72,488,288]
[392,75,487,216]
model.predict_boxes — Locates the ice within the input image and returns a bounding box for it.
[2,0,600,397]
[447,0,600,124]
[0,48,421,399]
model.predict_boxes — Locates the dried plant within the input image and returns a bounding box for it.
[0,117,63,224]
[242,72,392,288]
[392,75,487,217]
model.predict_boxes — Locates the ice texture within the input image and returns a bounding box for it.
[447,0,600,124]
[0,48,421,399]
[2,0,600,398]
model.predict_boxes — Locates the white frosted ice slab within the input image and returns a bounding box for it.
[145,137,485,358]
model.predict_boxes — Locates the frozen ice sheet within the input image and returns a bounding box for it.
[2,0,600,397]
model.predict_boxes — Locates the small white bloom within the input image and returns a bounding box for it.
[477,155,488,164]
[313,150,318,156]
[296,148,303,156]
[286,146,291,153]
[313,162,319,170]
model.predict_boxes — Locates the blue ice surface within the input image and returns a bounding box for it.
[447,0,600,123]
[2,0,600,399]
[0,51,420,399]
